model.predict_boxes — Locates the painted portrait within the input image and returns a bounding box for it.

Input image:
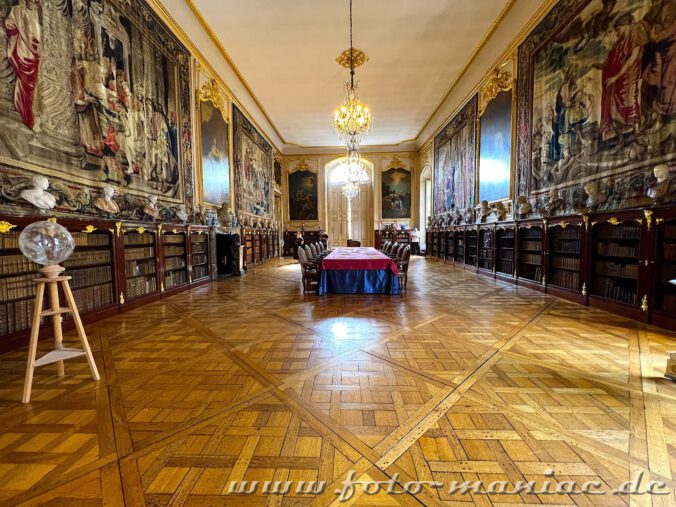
[517,0,676,212]
[479,90,513,202]
[0,0,193,216]
[274,159,282,187]
[199,99,229,206]
[233,105,272,218]
[433,96,478,218]
[381,167,411,219]
[288,169,318,221]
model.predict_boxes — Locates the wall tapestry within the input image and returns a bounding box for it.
[0,0,194,221]
[199,96,229,207]
[381,166,411,219]
[517,0,676,215]
[479,90,512,203]
[288,169,318,221]
[233,104,272,218]
[433,95,478,220]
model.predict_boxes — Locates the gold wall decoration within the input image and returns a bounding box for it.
[641,295,648,312]
[644,210,653,231]
[137,227,146,235]
[115,222,122,238]
[294,159,311,172]
[479,64,513,115]
[0,221,17,234]
[386,155,405,170]
[119,292,125,305]
[82,225,97,234]
[198,79,229,122]
[336,48,369,69]
[47,217,57,224]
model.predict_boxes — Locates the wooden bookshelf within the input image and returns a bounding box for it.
[465,229,477,267]
[445,230,454,262]
[590,221,640,306]
[123,229,158,301]
[162,231,188,290]
[547,223,581,293]
[454,229,464,263]
[478,227,494,271]
[495,226,515,277]
[518,225,543,283]
[190,231,210,282]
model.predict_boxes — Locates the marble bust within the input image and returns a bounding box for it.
[21,175,56,210]
[143,195,160,220]
[176,204,189,223]
[94,186,119,214]
[647,164,671,204]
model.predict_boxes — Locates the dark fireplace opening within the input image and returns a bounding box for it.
[215,233,241,278]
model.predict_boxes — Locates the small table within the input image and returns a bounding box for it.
[318,247,400,295]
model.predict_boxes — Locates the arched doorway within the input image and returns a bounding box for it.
[325,157,374,247]
[419,164,432,252]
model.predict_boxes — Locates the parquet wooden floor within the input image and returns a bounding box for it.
[0,257,674,506]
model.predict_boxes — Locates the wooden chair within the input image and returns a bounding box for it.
[381,241,390,252]
[396,246,411,293]
[298,248,319,292]
[347,239,361,247]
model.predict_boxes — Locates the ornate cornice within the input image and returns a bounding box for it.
[198,79,229,122]
[386,155,408,170]
[479,63,513,115]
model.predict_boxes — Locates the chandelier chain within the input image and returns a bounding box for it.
[349,0,354,87]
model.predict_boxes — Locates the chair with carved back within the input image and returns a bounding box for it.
[297,248,319,292]
[381,241,391,253]
[346,239,361,247]
[396,246,411,293]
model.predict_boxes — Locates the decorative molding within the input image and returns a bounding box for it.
[0,221,17,234]
[385,155,408,170]
[288,158,317,174]
[479,62,513,115]
[198,79,229,122]
[336,48,369,69]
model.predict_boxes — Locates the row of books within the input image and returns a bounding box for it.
[521,240,542,251]
[521,253,542,265]
[497,232,515,240]
[0,254,40,275]
[595,225,640,239]
[0,231,20,249]
[63,249,112,267]
[550,269,579,290]
[191,244,207,255]
[124,232,154,245]
[163,235,185,244]
[165,257,186,270]
[71,283,114,313]
[0,298,37,335]
[193,265,209,280]
[664,225,676,241]
[592,278,636,304]
[520,230,543,240]
[67,266,113,290]
[125,259,156,278]
[126,276,157,298]
[497,260,514,275]
[497,248,514,261]
[594,261,638,279]
[663,243,676,260]
[0,273,36,301]
[551,256,580,271]
[164,246,185,257]
[520,265,542,282]
[71,232,110,246]
[165,270,187,288]
[596,241,638,257]
[551,240,580,254]
[551,228,580,240]
[125,247,155,261]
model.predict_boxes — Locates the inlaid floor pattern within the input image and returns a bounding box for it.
[0,257,674,506]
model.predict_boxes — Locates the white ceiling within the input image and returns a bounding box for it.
[186,0,515,148]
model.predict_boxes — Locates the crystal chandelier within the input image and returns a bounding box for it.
[341,144,368,199]
[333,0,373,146]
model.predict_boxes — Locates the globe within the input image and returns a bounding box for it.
[19,221,75,266]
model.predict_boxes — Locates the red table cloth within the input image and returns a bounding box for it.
[320,247,399,275]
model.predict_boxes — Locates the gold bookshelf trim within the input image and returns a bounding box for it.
[656,218,664,225]
[115,222,122,238]
[158,224,164,235]
[641,295,648,312]
[119,292,125,305]
[172,228,178,234]
[137,227,146,235]
[644,210,653,231]
[161,282,165,293]
[583,215,589,231]
[608,217,620,225]
[559,221,568,229]
[82,225,97,234]
[47,217,57,223]
[581,283,587,296]
[0,221,17,234]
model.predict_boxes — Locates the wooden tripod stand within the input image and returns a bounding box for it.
[23,264,100,403]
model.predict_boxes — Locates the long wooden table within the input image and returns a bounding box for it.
[317,247,400,295]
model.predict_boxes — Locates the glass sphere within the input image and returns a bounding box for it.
[19,221,75,266]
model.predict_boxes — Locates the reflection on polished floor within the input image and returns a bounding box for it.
[0,257,674,505]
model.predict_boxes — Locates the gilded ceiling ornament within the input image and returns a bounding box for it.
[336,48,369,69]
[387,155,404,169]
[479,67,513,115]
[295,159,311,171]
[199,79,229,122]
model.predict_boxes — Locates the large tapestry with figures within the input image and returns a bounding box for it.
[433,96,477,220]
[233,105,272,219]
[517,0,676,215]
[0,0,193,221]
